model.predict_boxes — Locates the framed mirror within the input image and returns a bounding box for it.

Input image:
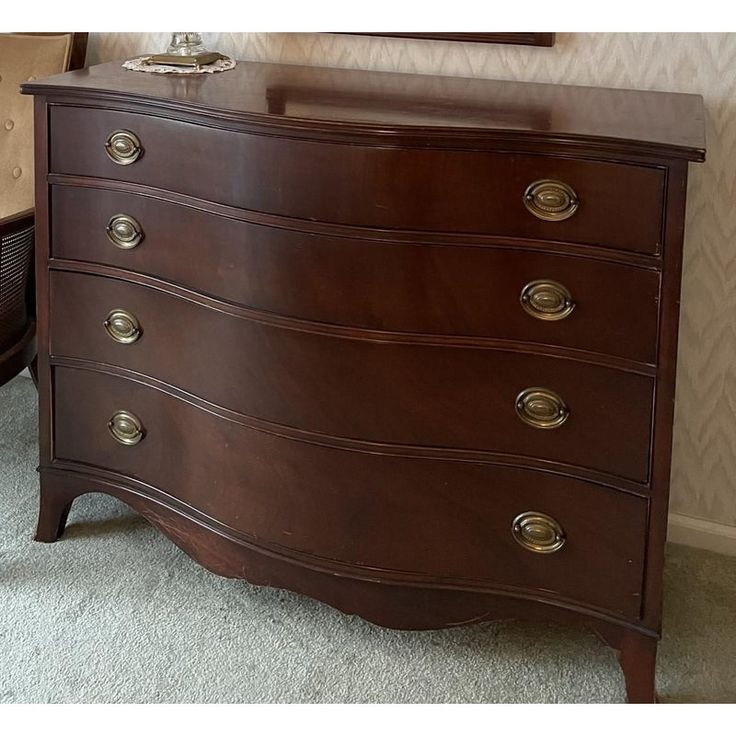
[339,33,555,47]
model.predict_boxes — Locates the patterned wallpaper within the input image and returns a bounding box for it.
[88,33,736,527]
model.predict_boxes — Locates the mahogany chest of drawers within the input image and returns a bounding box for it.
[23,61,705,702]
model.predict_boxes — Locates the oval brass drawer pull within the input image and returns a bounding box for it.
[515,387,569,429]
[104,309,142,344]
[106,214,144,249]
[512,511,566,554]
[105,129,142,166]
[108,410,145,446]
[523,179,579,221]
[520,280,575,321]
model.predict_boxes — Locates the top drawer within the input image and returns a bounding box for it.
[49,106,667,255]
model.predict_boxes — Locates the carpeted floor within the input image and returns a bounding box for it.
[1,375,735,703]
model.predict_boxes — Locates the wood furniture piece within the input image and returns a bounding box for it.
[0,33,87,387]
[23,61,705,703]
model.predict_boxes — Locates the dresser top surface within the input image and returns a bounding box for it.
[24,60,706,160]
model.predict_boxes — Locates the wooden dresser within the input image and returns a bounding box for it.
[23,61,705,702]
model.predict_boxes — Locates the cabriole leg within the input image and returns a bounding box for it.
[617,631,658,703]
[35,478,77,543]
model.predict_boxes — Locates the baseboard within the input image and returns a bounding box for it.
[668,513,736,556]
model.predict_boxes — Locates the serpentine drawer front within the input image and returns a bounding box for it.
[24,60,705,703]
[50,185,662,363]
[52,366,649,618]
[49,105,667,253]
[49,270,655,481]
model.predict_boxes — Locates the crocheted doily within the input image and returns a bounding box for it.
[122,56,236,74]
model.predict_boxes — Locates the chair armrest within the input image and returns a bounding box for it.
[0,209,34,237]
[0,207,35,386]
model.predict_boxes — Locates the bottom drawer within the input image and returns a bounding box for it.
[52,366,648,618]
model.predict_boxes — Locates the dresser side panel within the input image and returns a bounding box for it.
[640,159,691,632]
[32,96,53,467]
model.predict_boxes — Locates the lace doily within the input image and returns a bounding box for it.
[122,56,236,74]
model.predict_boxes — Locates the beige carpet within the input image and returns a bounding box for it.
[1,375,734,703]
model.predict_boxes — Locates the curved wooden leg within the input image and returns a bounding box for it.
[590,624,658,703]
[35,477,77,542]
[29,355,39,388]
[616,631,658,703]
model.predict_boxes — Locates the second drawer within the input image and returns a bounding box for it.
[51,185,661,363]
[50,270,655,481]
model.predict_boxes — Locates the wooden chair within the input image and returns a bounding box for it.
[0,33,87,387]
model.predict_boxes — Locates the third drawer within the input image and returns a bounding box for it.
[50,270,655,482]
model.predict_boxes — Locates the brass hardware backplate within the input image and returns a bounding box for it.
[106,214,144,250]
[512,511,566,554]
[108,410,145,446]
[515,387,569,429]
[523,179,579,221]
[105,129,142,166]
[104,309,141,344]
[520,280,575,321]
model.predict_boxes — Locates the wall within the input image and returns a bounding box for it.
[88,33,736,537]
